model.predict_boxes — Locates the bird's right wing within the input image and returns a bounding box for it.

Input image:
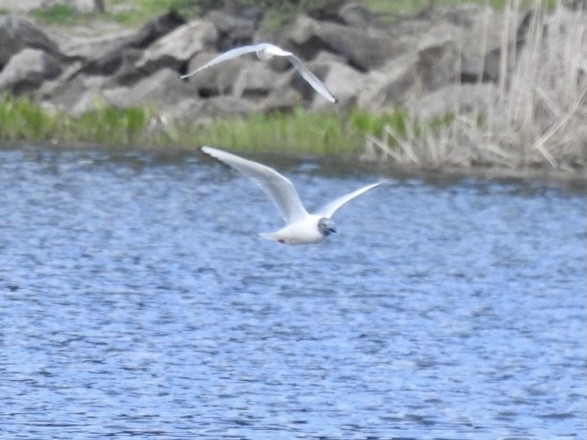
[180,44,265,79]
[286,54,337,103]
[316,182,387,219]
[201,146,309,224]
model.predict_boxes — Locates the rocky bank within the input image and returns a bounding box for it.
[0,1,586,174]
[0,2,554,117]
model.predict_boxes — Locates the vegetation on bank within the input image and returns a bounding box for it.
[0,95,445,156]
[1,1,584,173]
[1,92,583,172]
[23,0,560,27]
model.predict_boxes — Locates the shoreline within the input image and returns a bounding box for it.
[0,2,585,184]
[3,138,585,190]
[0,96,584,186]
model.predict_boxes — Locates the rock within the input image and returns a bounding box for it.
[0,1,583,143]
[284,15,404,71]
[310,54,366,108]
[264,84,306,112]
[416,23,461,91]
[102,68,197,109]
[164,95,256,122]
[565,0,587,10]
[0,15,61,67]
[3,0,104,13]
[80,43,134,76]
[0,0,44,13]
[198,95,256,118]
[55,28,134,62]
[233,63,282,99]
[127,9,186,49]
[41,68,197,116]
[42,71,110,116]
[451,6,511,82]
[134,20,217,75]
[34,60,83,100]
[337,2,376,27]
[406,83,499,119]
[80,10,187,76]
[357,53,420,109]
[68,0,98,13]
[357,22,461,109]
[205,9,259,50]
[263,62,327,107]
[0,48,62,95]
[304,0,349,23]
[103,48,144,86]
[182,51,255,97]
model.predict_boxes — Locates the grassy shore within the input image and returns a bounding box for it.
[23,0,560,27]
[1,1,584,176]
[2,92,583,177]
[0,95,443,156]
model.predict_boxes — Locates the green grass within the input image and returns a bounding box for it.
[0,95,454,156]
[26,0,560,28]
[180,108,359,154]
[108,0,197,26]
[0,96,155,146]
[30,4,90,25]
[28,0,198,27]
[168,108,454,154]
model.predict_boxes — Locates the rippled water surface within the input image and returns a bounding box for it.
[0,145,585,439]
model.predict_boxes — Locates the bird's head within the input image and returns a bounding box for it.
[256,47,274,61]
[318,218,336,236]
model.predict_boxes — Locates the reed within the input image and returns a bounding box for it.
[367,1,587,171]
[2,2,584,171]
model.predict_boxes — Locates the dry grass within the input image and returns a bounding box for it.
[365,1,587,171]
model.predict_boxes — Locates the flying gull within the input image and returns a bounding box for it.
[201,146,386,244]
[181,43,337,103]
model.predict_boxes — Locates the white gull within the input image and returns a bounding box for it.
[181,43,337,103]
[201,146,386,245]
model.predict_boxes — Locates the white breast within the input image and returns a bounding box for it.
[260,215,325,245]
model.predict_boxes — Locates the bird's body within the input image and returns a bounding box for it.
[259,214,325,244]
[201,146,385,245]
[181,43,337,103]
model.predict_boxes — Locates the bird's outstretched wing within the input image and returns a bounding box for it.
[201,146,309,224]
[180,44,267,79]
[181,42,337,103]
[286,54,337,103]
[316,182,386,219]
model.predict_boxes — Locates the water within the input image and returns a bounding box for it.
[0,145,585,439]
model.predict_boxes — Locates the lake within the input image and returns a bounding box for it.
[0,145,585,439]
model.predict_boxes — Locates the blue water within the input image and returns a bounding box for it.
[0,145,585,439]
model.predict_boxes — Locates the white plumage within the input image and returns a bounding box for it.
[201,146,386,245]
[181,43,337,103]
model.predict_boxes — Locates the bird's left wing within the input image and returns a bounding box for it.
[181,44,265,79]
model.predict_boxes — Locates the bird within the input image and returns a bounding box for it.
[201,146,386,245]
[180,43,337,103]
